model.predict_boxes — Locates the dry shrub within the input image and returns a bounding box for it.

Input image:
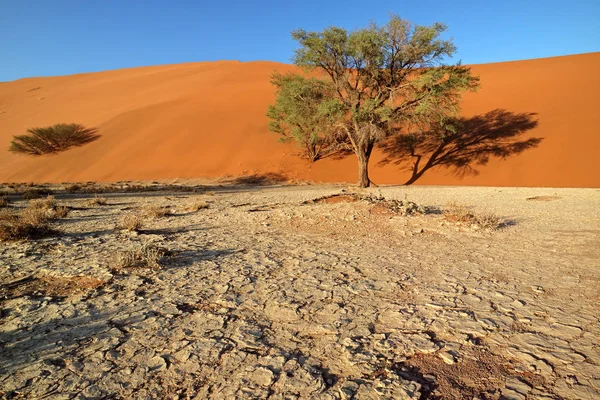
[116,213,144,232]
[29,195,58,210]
[22,188,53,199]
[65,184,82,192]
[1,196,69,240]
[0,210,51,241]
[444,203,502,230]
[144,204,171,218]
[0,197,8,208]
[112,244,167,271]
[53,206,69,219]
[187,200,209,212]
[85,196,108,207]
[26,196,69,220]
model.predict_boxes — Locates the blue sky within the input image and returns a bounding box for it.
[1,0,599,82]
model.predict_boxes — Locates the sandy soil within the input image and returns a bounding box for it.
[0,53,599,187]
[1,183,598,399]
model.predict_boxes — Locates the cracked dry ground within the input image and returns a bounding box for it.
[1,185,599,399]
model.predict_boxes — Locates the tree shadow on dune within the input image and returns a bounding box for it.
[9,124,100,156]
[378,109,542,185]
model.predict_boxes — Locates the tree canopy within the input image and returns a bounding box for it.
[266,73,344,162]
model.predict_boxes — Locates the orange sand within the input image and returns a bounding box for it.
[0,53,598,187]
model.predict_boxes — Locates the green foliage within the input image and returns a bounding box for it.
[9,123,99,156]
[287,14,480,186]
[266,73,345,161]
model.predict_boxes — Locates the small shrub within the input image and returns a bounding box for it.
[53,206,70,219]
[85,196,107,207]
[25,196,69,220]
[22,188,53,199]
[29,195,58,210]
[475,212,503,230]
[0,197,8,208]
[444,203,503,230]
[112,244,167,271]
[9,123,100,156]
[0,205,58,241]
[144,205,171,218]
[188,200,209,212]
[386,199,426,216]
[116,214,144,232]
[65,184,82,192]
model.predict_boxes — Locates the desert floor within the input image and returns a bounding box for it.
[1,183,599,399]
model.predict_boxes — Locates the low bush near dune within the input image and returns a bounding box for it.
[0,197,8,208]
[144,204,172,218]
[29,196,58,210]
[187,200,209,212]
[116,214,144,232]
[0,210,50,241]
[22,188,54,199]
[85,196,108,207]
[444,203,503,230]
[0,198,69,241]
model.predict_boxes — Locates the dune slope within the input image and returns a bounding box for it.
[0,53,598,187]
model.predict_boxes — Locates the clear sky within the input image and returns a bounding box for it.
[2,0,599,82]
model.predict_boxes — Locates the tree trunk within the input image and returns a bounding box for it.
[357,150,371,188]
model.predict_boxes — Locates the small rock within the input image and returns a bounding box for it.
[565,375,579,385]
[250,367,274,386]
[438,351,456,365]
[505,377,532,395]
[531,285,545,293]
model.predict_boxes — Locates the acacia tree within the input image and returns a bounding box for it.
[288,15,479,187]
[266,72,345,162]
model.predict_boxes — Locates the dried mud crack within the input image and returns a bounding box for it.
[0,185,598,399]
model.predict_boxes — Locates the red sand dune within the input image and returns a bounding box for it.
[0,53,598,187]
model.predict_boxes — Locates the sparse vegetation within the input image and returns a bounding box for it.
[187,200,209,211]
[65,184,82,192]
[112,244,167,271]
[0,197,69,241]
[29,195,57,210]
[444,202,503,230]
[116,213,144,232]
[85,196,108,207]
[9,123,100,156]
[53,206,70,219]
[383,198,427,216]
[144,204,172,218]
[22,188,53,199]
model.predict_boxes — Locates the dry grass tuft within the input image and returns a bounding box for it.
[0,211,51,241]
[0,197,69,241]
[116,213,144,232]
[144,204,172,218]
[53,206,70,219]
[112,244,168,272]
[85,196,108,207]
[187,200,209,212]
[22,188,53,200]
[29,195,58,210]
[444,203,503,230]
